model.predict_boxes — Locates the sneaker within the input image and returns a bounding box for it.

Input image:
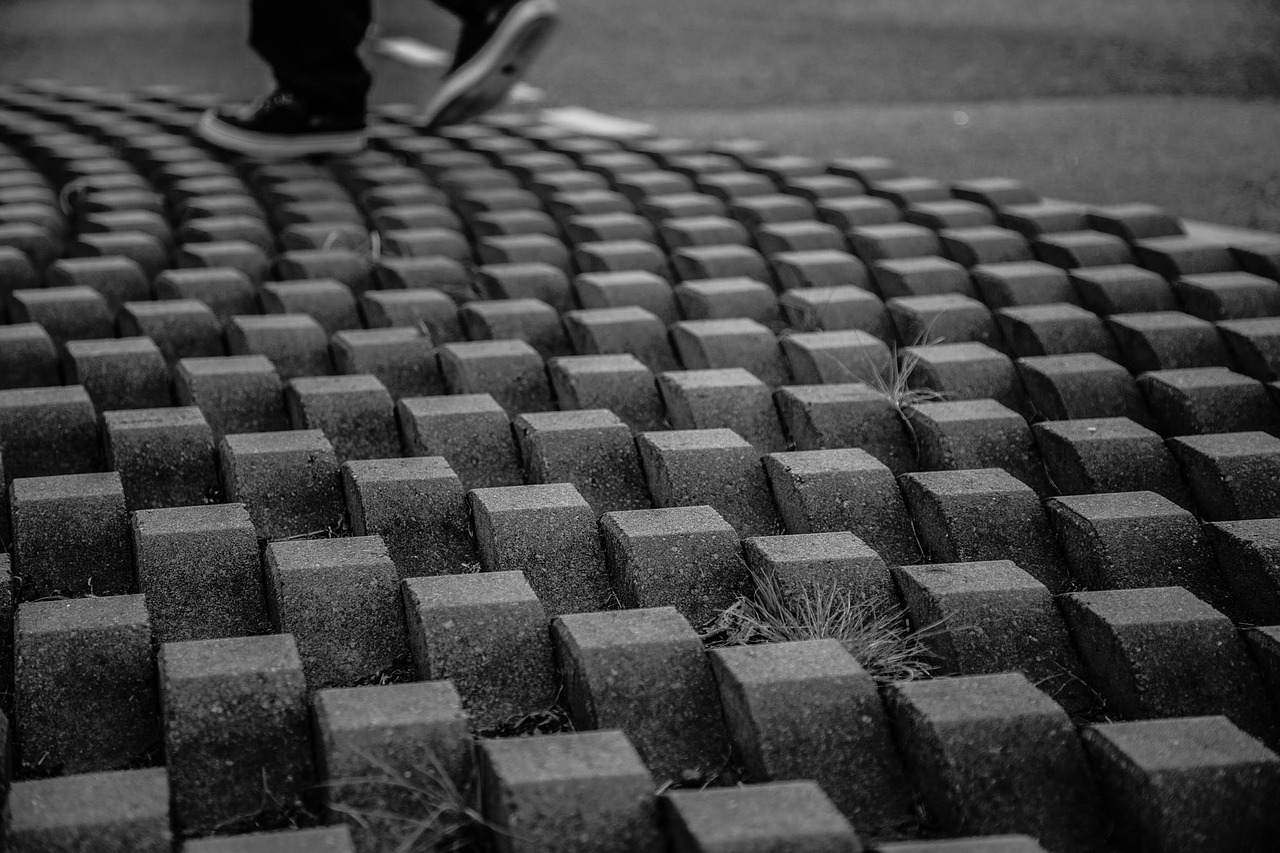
[422,0,559,130]
[196,90,366,158]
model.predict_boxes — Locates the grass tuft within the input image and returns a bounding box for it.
[701,563,938,684]
[326,748,484,853]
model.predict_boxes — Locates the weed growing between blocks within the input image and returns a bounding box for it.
[701,561,939,685]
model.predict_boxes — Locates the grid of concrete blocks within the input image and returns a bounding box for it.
[0,79,1279,853]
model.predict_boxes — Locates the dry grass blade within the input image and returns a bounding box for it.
[702,564,939,684]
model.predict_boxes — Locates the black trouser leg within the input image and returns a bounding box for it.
[249,0,373,114]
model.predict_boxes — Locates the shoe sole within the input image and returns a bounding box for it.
[196,110,366,158]
[422,0,559,131]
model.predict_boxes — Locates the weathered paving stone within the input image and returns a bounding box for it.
[0,385,101,478]
[1059,587,1277,744]
[6,767,171,853]
[462,297,572,360]
[1134,234,1239,279]
[330,327,443,399]
[659,214,753,250]
[637,428,782,537]
[1202,519,1280,625]
[744,530,898,607]
[553,607,731,783]
[638,192,725,223]
[1218,317,1280,381]
[889,294,1005,352]
[548,353,666,432]
[227,314,333,380]
[661,781,861,853]
[574,239,670,281]
[476,233,571,274]
[470,483,611,615]
[756,220,845,256]
[15,594,158,775]
[182,827,356,853]
[1138,367,1280,436]
[995,303,1121,360]
[1175,271,1280,321]
[872,257,975,300]
[512,409,651,515]
[1033,417,1194,508]
[658,368,787,452]
[867,176,950,206]
[770,248,871,295]
[774,383,917,475]
[373,256,472,302]
[1033,230,1133,269]
[118,298,225,363]
[402,571,557,728]
[907,199,997,230]
[779,285,894,339]
[382,227,471,265]
[313,681,472,853]
[360,288,463,340]
[939,225,1033,267]
[953,177,1039,209]
[397,394,523,489]
[9,285,114,344]
[1087,202,1183,242]
[763,449,923,566]
[1081,715,1280,853]
[479,730,663,853]
[892,561,1092,714]
[0,323,60,389]
[473,261,572,312]
[696,171,776,203]
[671,244,771,286]
[1169,431,1280,520]
[285,374,399,462]
[177,239,272,286]
[131,503,270,643]
[437,339,553,413]
[155,266,258,320]
[907,399,1051,496]
[1109,311,1233,372]
[675,277,780,326]
[599,505,748,624]
[104,406,219,510]
[159,634,315,834]
[816,195,901,230]
[175,354,288,440]
[900,469,1069,592]
[261,279,360,335]
[1016,353,1153,426]
[671,318,790,386]
[781,329,893,386]
[264,536,408,689]
[564,211,655,245]
[276,248,375,294]
[1047,491,1226,604]
[970,260,1078,308]
[575,270,679,324]
[1068,264,1176,315]
[219,430,344,541]
[11,471,130,599]
[707,640,914,834]
[904,343,1032,419]
[343,457,477,578]
[45,255,149,312]
[564,306,680,372]
[884,673,1110,851]
[61,335,170,409]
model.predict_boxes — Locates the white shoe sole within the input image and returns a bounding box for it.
[422,0,559,130]
[196,110,366,158]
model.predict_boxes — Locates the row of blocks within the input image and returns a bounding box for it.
[7,558,1280,849]
[7,562,1280,851]
[5,450,1280,689]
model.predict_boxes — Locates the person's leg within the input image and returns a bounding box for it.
[196,0,372,157]
[249,0,373,115]
[420,0,559,130]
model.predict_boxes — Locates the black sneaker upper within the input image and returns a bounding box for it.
[215,90,365,136]
[448,0,523,72]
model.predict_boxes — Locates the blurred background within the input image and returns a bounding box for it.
[2,0,1277,230]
